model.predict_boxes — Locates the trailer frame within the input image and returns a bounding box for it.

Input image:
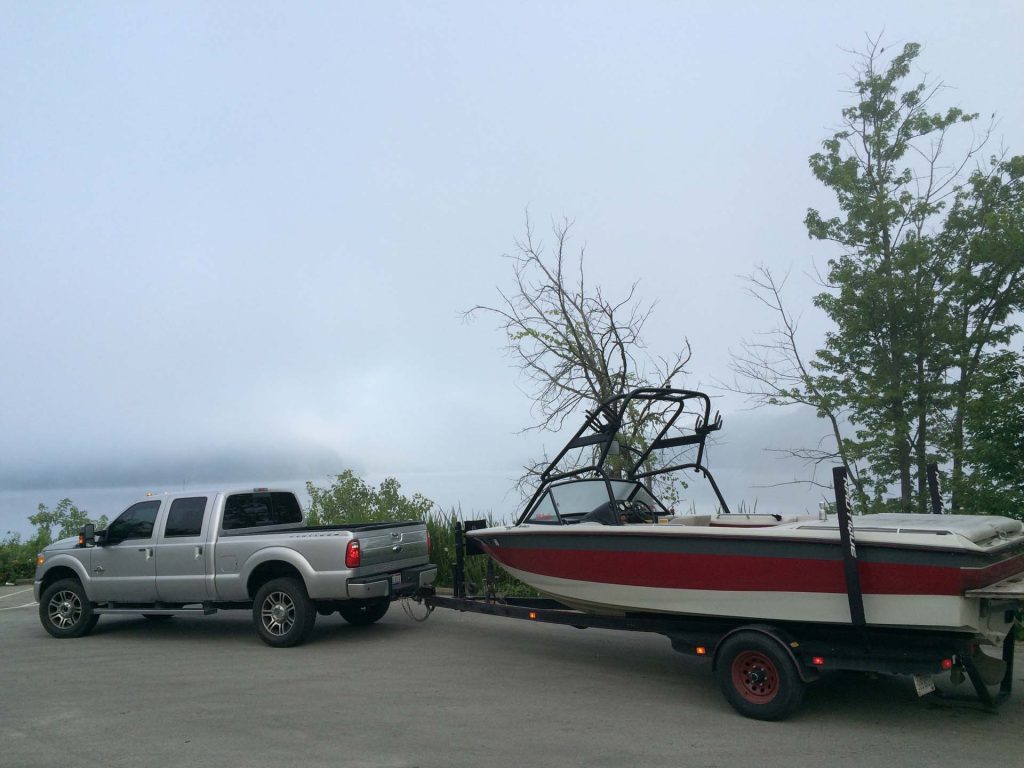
[418,519,1019,720]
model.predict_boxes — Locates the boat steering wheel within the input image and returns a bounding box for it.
[618,499,657,524]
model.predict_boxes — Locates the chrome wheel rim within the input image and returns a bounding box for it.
[48,590,82,630]
[260,591,296,637]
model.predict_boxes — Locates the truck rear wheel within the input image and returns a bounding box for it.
[39,578,99,639]
[253,577,315,648]
[716,632,805,721]
[338,598,390,626]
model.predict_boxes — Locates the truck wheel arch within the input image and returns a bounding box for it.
[246,560,307,599]
[39,565,86,595]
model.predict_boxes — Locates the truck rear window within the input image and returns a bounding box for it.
[222,492,303,530]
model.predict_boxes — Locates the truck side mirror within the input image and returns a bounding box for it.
[78,523,95,547]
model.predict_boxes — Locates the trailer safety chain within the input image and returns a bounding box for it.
[400,597,434,623]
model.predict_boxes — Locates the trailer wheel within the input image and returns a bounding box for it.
[253,577,314,647]
[716,633,804,721]
[39,578,99,639]
[338,598,390,626]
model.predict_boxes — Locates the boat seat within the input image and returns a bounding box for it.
[578,502,620,525]
[667,515,712,526]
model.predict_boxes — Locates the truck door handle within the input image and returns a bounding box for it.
[138,547,153,560]
[194,545,203,559]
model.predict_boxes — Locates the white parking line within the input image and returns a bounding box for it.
[0,587,34,600]
[0,602,37,611]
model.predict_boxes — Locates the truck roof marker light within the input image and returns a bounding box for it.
[345,539,361,568]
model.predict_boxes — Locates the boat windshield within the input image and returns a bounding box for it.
[524,479,663,525]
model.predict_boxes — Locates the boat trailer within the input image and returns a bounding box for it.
[417,509,1022,721]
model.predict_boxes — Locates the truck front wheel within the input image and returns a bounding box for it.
[253,577,315,648]
[39,578,99,639]
[338,598,390,626]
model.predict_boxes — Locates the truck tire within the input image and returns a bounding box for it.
[716,632,805,721]
[253,577,315,648]
[39,578,99,639]
[338,598,390,626]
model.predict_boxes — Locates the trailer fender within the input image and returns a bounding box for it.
[712,624,818,684]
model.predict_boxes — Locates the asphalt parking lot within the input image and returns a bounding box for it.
[2,583,1022,768]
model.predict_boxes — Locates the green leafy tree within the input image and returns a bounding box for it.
[29,498,108,547]
[959,351,1024,518]
[804,39,1023,513]
[731,39,1022,516]
[306,470,435,525]
[939,157,1024,508]
[0,533,39,583]
[1,498,108,582]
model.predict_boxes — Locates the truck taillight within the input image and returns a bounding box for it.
[345,539,361,568]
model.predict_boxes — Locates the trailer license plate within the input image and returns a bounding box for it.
[913,675,936,697]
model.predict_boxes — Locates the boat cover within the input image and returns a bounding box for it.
[797,513,1023,544]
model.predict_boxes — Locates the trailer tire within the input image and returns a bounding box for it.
[338,598,390,626]
[39,578,99,639]
[716,633,804,721]
[253,577,315,647]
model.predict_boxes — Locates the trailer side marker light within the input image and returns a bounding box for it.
[529,611,537,620]
[941,658,953,670]
[811,656,826,666]
[695,646,707,656]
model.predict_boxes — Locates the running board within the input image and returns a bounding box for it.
[94,605,218,616]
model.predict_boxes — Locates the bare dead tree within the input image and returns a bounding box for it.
[721,265,868,505]
[466,215,692,491]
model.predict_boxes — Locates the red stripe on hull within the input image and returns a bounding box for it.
[483,546,1024,597]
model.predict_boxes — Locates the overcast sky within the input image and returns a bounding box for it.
[2,2,1022,533]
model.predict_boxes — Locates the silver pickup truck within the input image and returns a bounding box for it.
[33,488,437,647]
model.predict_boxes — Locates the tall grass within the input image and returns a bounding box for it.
[422,506,535,595]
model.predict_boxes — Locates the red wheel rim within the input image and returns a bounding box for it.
[731,651,780,704]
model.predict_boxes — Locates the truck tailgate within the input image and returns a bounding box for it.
[357,526,429,568]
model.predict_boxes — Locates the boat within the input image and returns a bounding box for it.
[466,388,1024,645]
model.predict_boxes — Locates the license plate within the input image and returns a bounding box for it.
[913,675,936,697]
[391,573,402,588]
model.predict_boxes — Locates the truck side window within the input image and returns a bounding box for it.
[272,492,302,525]
[223,492,303,530]
[165,497,207,538]
[107,501,161,543]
